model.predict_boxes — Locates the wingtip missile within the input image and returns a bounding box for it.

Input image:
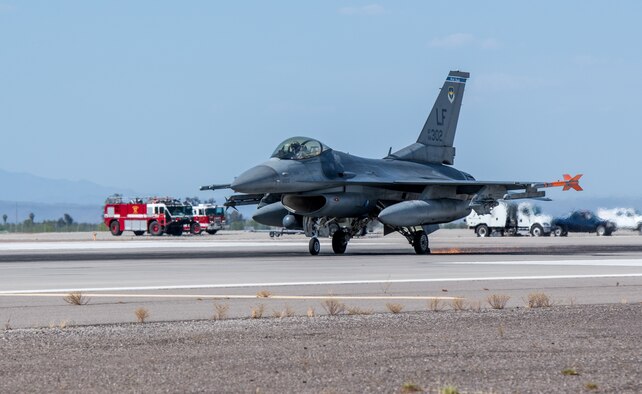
[542,174,583,191]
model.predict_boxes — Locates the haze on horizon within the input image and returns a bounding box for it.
[1,1,641,205]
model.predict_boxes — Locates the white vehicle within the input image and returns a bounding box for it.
[465,201,552,237]
[596,208,642,233]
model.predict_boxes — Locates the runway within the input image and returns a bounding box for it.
[0,229,641,328]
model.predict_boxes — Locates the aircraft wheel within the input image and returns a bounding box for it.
[309,237,320,255]
[413,231,430,255]
[133,231,144,236]
[596,225,606,236]
[109,221,123,236]
[530,224,544,237]
[190,223,201,235]
[149,221,163,236]
[475,224,489,237]
[332,230,348,254]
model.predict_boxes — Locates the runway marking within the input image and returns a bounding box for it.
[0,293,460,300]
[0,240,394,251]
[1,273,641,294]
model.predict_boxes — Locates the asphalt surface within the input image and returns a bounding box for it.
[0,230,641,392]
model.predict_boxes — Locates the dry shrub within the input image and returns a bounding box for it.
[386,303,404,314]
[487,294,510,309]
[251,304,265,319]
[59,320,71,329]
[213,303,229,320]
[451,297,466,311]
[562,368,579,376]
[256,290,272,298]
[3,319,11,331]
[346,306,373,315]
[527,292,554,308]
[428,298,444,312]
[470,300,482,312]
[280,305,295,318]
[401,381,423,393]
[135,307,150,323]
[440,385,460,394]
[321,299,345,316]
[585,382,598,390]
[63,291,90,306]
[271,305,295,318]
[306,307,315,317]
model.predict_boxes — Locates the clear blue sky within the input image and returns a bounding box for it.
[1,1,640,202]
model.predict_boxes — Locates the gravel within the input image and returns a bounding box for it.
[1,304,640,393]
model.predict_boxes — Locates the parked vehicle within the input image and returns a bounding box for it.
[552,210,615,236]
[104,195,195,236]
[465,201,551,237]
[596,208,642,233]
[185,204,226,235]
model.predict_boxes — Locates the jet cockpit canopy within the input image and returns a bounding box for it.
[271,137,329,160]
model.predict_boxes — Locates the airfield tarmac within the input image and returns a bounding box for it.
[0,229,641,393]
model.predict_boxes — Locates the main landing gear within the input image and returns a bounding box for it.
[308,231,351,256]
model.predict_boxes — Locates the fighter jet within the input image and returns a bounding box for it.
[202,71,582,255]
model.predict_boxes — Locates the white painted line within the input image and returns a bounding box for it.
[0,241,395,251]
[1,273,641,294]
[447,259,642,267]
[0,293,460,300]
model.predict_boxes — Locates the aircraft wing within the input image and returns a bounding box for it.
[344,174,583,199]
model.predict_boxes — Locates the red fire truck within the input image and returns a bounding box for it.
[184,203,226,235]
[104,195,195,236]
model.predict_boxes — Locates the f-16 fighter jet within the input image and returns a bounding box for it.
[202,71,582,255]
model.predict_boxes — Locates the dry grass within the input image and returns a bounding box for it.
[306,307,315,317]
[50,320,72,329]
[527,292,554,308]
[135,307,150,323]
[400,381,423,393]
[256,289,272,298]
[321,298,345,316]
[439,385,460,394]
[498,323,505,338]
[451,297,466,311]
[346,306,373,315]
[250,304,265,319]
[585,382,598,390]
[561,368,580,376]
[470,300,482,312]
[63,291,90,306]
[386,303,404,314]
[213,303,229,320]
[272,305,295,318]
[3,319,11,331]
[428,298,445,312]
[487,294,511,309]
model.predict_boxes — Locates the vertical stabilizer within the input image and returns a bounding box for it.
[390,70,469,165]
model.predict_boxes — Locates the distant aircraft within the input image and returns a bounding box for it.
[202,71,582,255]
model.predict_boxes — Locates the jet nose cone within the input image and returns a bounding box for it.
[231,165,279,193]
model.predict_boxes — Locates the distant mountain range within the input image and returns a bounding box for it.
[0,169,136,223]
[1,168,641,224]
